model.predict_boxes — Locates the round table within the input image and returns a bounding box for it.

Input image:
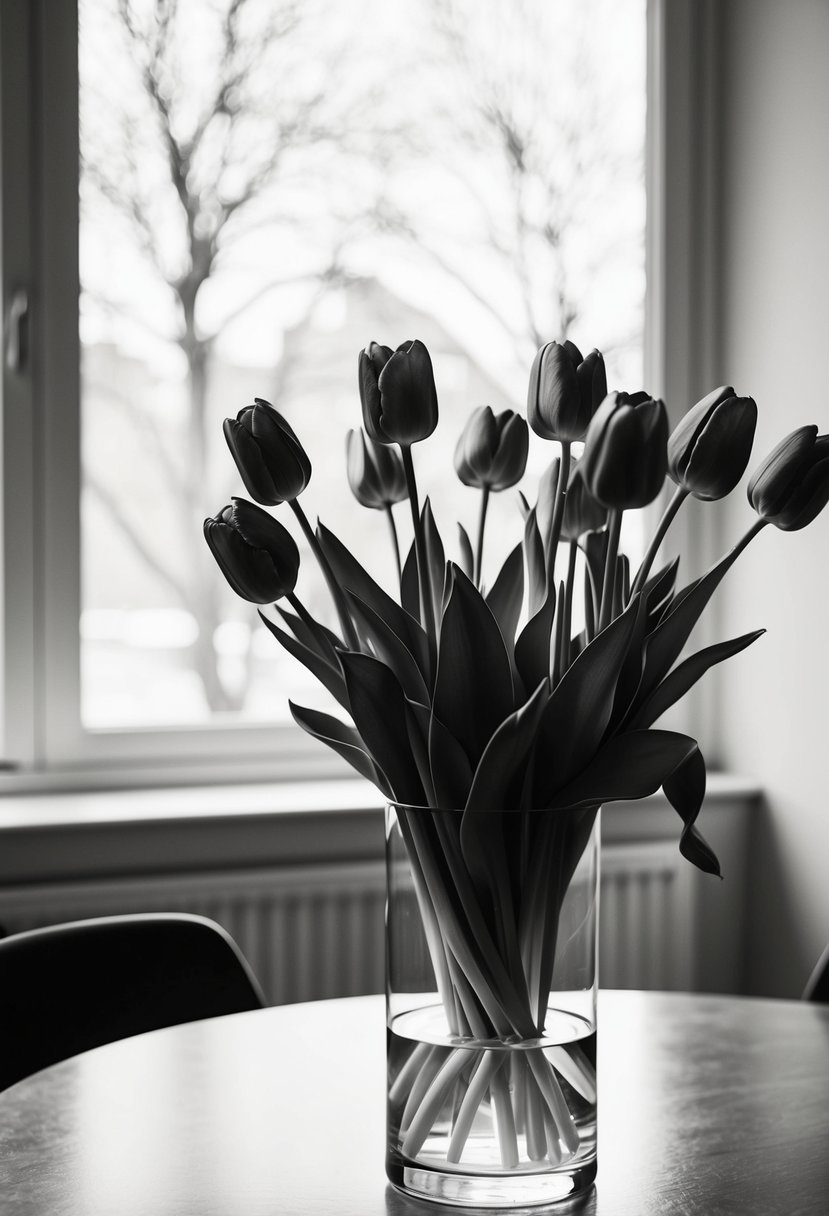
[0,991,827,1215]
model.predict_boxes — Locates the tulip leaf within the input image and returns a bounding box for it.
[433,565,515,771]
[547,728,699,811]
[629,629,765,729]
[514,589,556,692]
[422,498,447,625]
[523,507,547,616]
[317,522,429,677]
[344,590,430,704]
[465,681,549,812]
[633,543,747,712]
[288,701,389,794]
[533,592,642,803]
[274,605,342,663]
[485,542,524,650]
[457,523,474,580]
[338,651,426,805]
[403,699,437,806]
[661,742,720,875]
[258,611,349,711]
[642,557,680,619]
[401,539,420,620]
[414,702,473,809]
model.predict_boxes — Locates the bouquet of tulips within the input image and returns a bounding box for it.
[205,337,829,1173]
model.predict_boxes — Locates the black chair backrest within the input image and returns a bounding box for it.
[803,943,829,1002]
[0,912,266,1091]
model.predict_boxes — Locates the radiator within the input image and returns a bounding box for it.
[0,842,694,1003]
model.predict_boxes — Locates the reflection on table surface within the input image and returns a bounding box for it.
[1,991,827,1216]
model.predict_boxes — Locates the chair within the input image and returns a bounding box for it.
[0,912,267,1091]
[802,942,829,1002]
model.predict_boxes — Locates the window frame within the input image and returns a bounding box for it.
[0,0,719,790]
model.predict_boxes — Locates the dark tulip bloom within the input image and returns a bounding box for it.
[582,390,669,509]
[527,340,607,442]
[223,398,311,506]
[561,461,608,539]
[748,425,829,530]
[346,428,408,509]
[453,406,529,491]
[203,498,300,604]
[668,386,758,500]
[358,338,438,446]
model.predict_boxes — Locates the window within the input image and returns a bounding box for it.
[2,0,708,788]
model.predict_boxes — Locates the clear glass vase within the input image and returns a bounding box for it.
[385,803,599,1209]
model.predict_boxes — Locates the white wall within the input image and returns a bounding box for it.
[713,0,829,995]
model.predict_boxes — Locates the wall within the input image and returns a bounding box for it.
[713,0,829,995]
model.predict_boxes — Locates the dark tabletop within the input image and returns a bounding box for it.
[0,991,827,1216]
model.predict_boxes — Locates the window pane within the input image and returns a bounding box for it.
[79,0,646,729]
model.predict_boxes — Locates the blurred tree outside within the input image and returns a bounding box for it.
[80,0,645,726]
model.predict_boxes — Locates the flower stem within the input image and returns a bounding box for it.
[289,499,360,650]
[545,441,571,592]
[630,484,689,598]
[474,485,491,589]
[385,504,403,590]
[401,445,437,644]
[598,508,623,631]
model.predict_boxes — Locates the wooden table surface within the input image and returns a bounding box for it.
[0,991,827,1216]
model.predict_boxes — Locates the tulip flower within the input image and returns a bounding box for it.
[453,406,529,491]
[223,399,311,506]
[346,428,408,583]
[668,387,758,500]
[582,391,668,510]
[527,340,607,443]
[359,339,438,447]
[561,462,608,540]
[346,429,408,509]
[203,498,300,604]
[748,425,829,530]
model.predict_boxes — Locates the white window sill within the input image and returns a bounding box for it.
[0,772,761,888]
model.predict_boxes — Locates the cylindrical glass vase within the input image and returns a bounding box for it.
[386,802,599,1209]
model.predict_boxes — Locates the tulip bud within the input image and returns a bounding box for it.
[667,386,757,500]
[359,338,438,446]
[747,425,829,530]
[561,461,609,539]
[527,340,607,442]
[203,498,300,603]
[581,390,669,509]
[223,399,311,506]
[453,406,529,491]
[346,428,408,509]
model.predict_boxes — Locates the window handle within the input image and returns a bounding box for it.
[5,289,29,373]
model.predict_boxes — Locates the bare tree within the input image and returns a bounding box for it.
[80,0,373,711]
[374,0,643,373]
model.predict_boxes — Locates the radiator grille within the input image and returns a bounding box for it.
[0,842,694,1002]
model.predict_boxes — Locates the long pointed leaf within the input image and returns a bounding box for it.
[630,629,765,729]
[533,593,642,803]
[422,498,446,626]
[523,507,546,616]
[318,522,429,675]
[457,523,474,580]
[662,744,720,875]
[486,542,524,650]
[289,701,389,793]
[259,612,349,711]
[548,728,699,810]
[514,588,556,692]
[465,681,549,812]
[344,591,430,704]
[339,651,425,804]
[433,565,514,770]
[401,538,420,620]
[275,605,342,663]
